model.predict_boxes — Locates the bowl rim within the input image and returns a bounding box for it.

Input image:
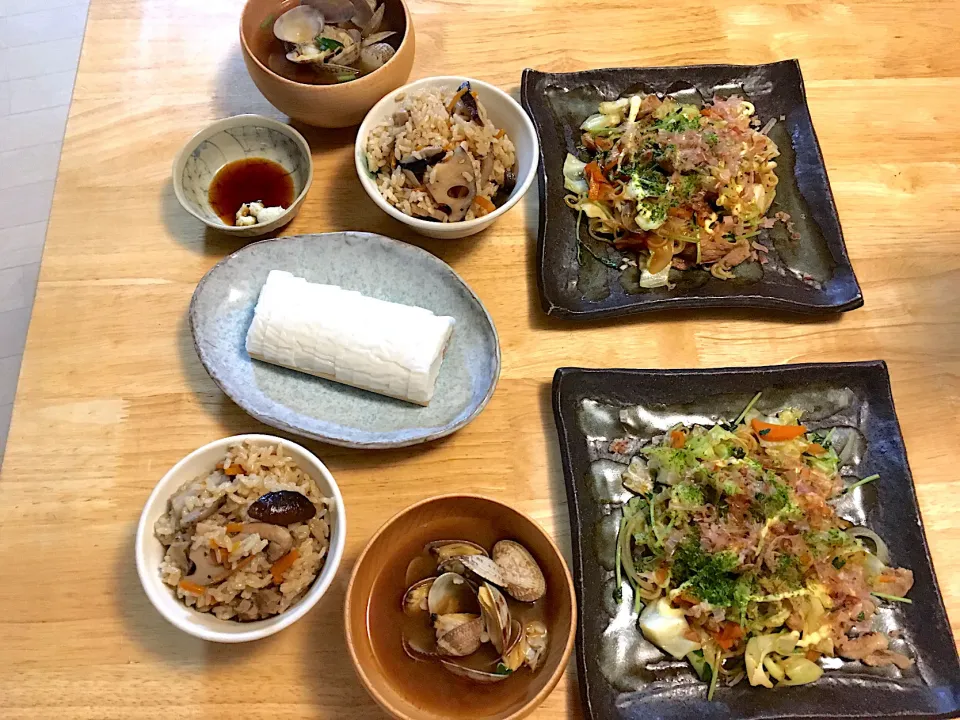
[171,114,315,234]
[354,76,540,235]
[343,493,577,720]
[135,433,346,643]
[239,0,414,91]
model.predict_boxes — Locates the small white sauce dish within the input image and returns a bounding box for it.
[135,434,345,643]
[355,76,539,240]
[172,115,314,238]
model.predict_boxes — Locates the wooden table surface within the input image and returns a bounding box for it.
[3,0,960,717]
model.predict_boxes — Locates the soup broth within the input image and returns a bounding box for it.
[366,515,554,717]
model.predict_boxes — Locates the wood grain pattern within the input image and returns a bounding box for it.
[2,0,959,717]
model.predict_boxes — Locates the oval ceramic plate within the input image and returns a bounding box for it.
[189,232,500,448]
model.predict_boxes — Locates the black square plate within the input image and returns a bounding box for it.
[521,60,863,319]
[552,361,960,719]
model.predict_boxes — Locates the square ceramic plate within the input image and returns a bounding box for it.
[521,60,863,319]
[552,362,960,720]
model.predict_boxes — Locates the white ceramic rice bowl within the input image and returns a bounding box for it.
[355,76,539,239]
[135,434,345,643]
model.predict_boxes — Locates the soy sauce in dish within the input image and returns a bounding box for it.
[209,158,294,225]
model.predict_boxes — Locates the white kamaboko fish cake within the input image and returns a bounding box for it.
[245,270,455,405]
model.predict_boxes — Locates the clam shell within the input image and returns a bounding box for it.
[307,63,361,79]
[361,2,384,36]
[358,42,395,74]
[401,633,437,662]
[501,619,526,671]
[492,540,546,602]
[425,540,488,563]
[439,659,511,684]
[427,572,479,616]
[303,0,355,23]
[361,30,396,46]
[478,582,511,655]
[440,554,507,587]
[273,5,324,43]
[435,613,484,657]
[402,577,434,616]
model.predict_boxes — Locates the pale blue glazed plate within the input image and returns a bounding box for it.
[189,232,500,448]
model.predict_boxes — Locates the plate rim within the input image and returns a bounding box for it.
[551,361,960,719]
[188,231,501,449]
[521,60,865,320]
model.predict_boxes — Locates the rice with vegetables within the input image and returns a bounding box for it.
[154,441,332,621]
[364,81,518,222]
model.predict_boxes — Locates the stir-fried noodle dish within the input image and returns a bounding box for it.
[612,393,914,697]
[564,93,786,287]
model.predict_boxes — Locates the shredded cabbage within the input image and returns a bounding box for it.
[622,457,653,494]
[638,598,702,659]
[638,264,671,289]
[580,113,620,133]
[562,153,588,194]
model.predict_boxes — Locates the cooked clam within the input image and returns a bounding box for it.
[362,31,396,46]
[273,5,324,43]
[270,0,394,83]
[478,582,511,654]
[426,540,488,562]
[492,540,547,602]
[401,633,437,662]
[427,572,479,616]
[402,577,434,616]
[358,43,396,74]
[523,620,549,671]
[303,0,356,23]
[501,619,526,672]
[361,2,385,36]
[440,553,507,587]
[434,613,484,657]
[439,659,510,684]
[398,537,551,686]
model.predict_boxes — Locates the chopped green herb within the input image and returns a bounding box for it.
[316,36,345,52]
[259,13,275,30]
[857,611,866,621]
[758,428,771,437]
[494,663,513,675]
[842,474,880,494]
[832,556,846,570]
[872,592,913,605]
[704,131,719,146]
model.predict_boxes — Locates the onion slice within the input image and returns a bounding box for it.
[846,526,890,564]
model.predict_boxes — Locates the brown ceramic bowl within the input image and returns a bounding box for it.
[345,494,577,720]
[240,0,416,128]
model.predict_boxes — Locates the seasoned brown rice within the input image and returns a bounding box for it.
[364,85,517,222]
[154,441,332,621]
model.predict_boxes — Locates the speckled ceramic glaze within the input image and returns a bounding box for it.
[553,362,960,720]
[173,115,313,238]
[189,232,500,448]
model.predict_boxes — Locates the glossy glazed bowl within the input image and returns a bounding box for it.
[344,494,576,719]
[136,434,346,643]
[240,0,416,128]
[356,76,540,240]
[172,114,313,238]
